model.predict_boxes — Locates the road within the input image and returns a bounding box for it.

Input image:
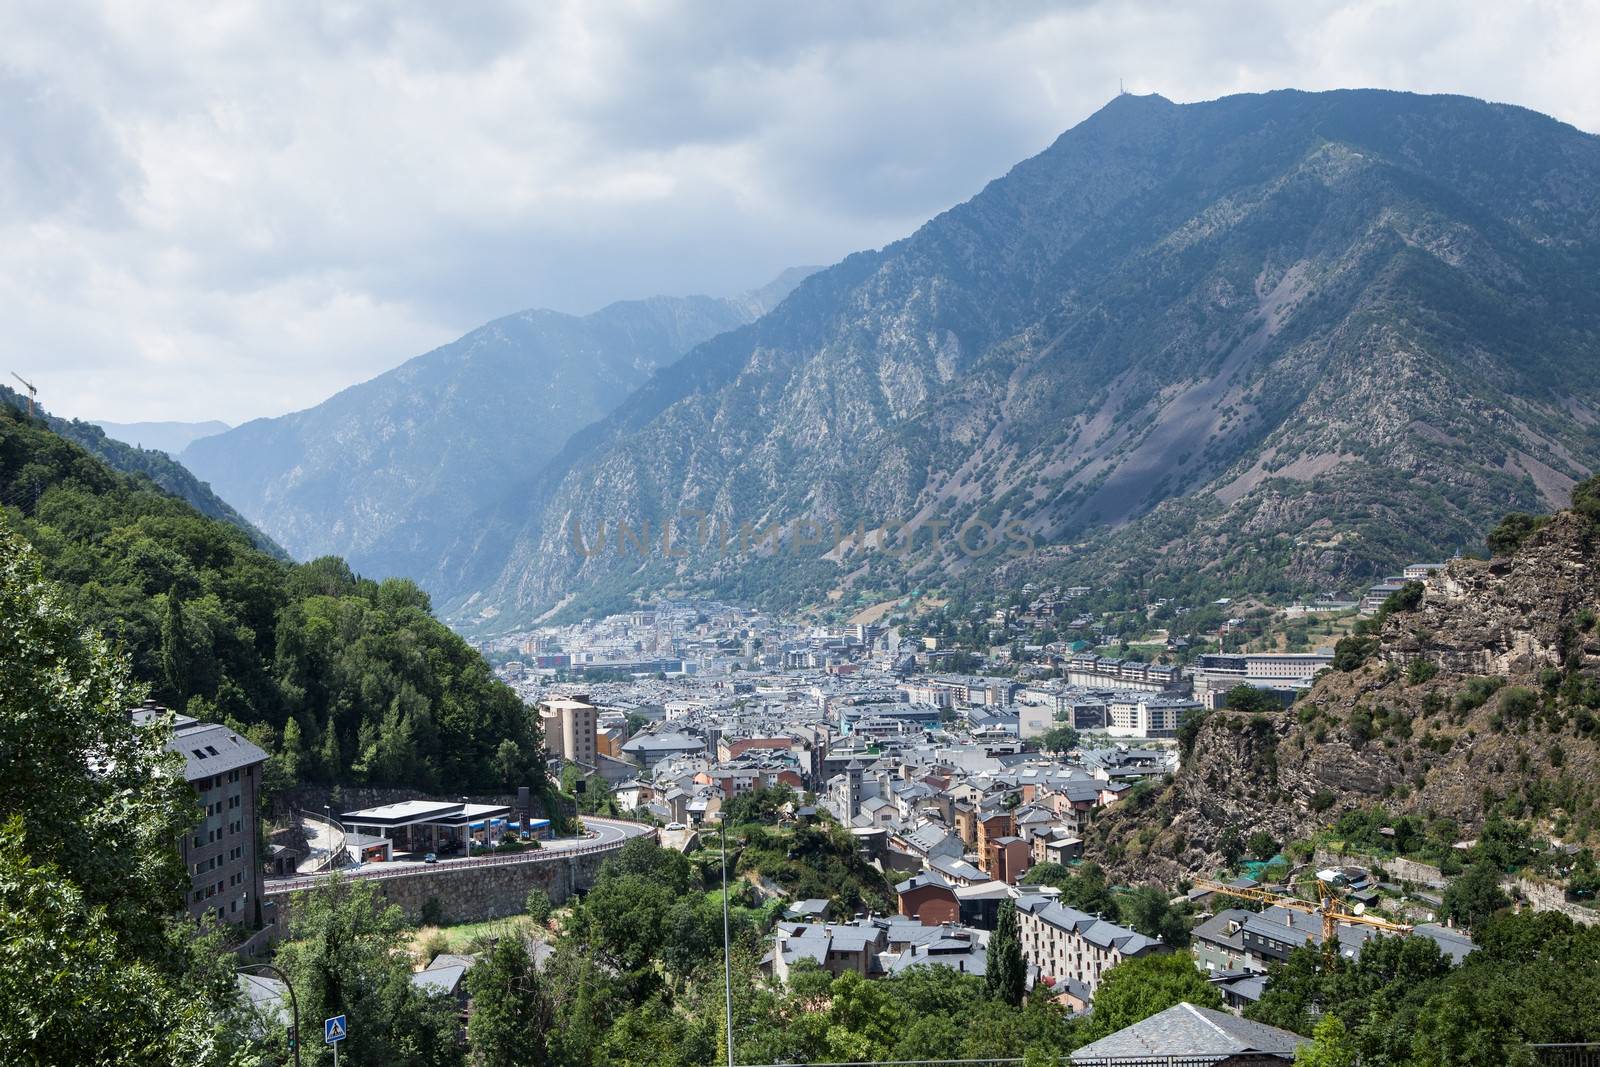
[295,811,344,874]
[265,816,654,893]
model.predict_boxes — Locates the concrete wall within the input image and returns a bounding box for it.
[265,847,614,929]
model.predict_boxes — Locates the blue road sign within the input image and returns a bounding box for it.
[325,1015,347,1044]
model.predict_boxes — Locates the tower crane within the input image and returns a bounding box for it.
[10,372,37,416]
[1194,876,1413,949]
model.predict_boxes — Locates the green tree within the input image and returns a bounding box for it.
[1038,724,1081,753]
[467,938,549,1067]
[158,590,192,704]
[1224,684,1281,714]
[1084,953,1223,1040]
[1295,1014,1358,1067]
[986,901,1026,1006]
[525,887,554,927]
[1443,863,1510,931]
[1116,886,1190,947]
[0,521,240,1065]
[275,876,462,1067]
[1247,830,1279,859]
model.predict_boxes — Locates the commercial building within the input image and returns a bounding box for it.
[132,701,267,927]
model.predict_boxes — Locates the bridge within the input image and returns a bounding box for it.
[262,817,654,926]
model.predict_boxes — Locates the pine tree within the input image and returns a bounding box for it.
[986,900,1026,1006]
[158,591,191,703]
[319,722,342,781]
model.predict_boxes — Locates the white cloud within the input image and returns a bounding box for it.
[2,0,1597,423]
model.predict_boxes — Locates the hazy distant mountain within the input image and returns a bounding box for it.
[95,419,229,456]
[181,270,815,580]
[440,90,1600,631]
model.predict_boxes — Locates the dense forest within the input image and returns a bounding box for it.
[0,398,547,798]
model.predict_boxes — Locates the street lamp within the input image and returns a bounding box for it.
[721,818,734,1067]
[238,962,301,1067]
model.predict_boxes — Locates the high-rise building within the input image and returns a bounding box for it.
[537,695,598,766]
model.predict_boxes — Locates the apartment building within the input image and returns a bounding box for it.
[538,695,598,765]
[132,701,267,927]
[1104,695,1202,739]
[1016,898,1163,992]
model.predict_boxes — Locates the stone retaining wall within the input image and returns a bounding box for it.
[264,847,614,929]
[1314,848,1447,889]
[1512,877,1600,926]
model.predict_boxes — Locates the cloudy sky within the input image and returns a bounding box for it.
[4,1,1598,425]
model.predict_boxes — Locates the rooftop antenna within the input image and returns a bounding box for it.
[10,372,37,416]
[1120,78,1126,96]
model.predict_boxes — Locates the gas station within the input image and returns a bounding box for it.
[338,799,548,860]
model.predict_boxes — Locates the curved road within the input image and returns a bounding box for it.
[266,817,654,893]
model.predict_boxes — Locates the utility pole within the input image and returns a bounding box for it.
[721,819,735,1067]
[238,962,301,1067]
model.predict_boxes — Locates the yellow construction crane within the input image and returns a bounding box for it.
[10,372,37,416]
[1194,877,1414,948]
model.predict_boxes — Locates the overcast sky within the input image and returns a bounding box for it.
[4,1,1598,425]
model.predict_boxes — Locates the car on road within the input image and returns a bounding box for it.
[423,852,437,864]
[664,822,686,831]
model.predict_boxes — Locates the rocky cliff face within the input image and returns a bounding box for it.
[439,89,1600,631]
[1090,507,1600,885]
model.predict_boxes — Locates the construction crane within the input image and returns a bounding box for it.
[1194,877,1414,949]
[10,372,37,416]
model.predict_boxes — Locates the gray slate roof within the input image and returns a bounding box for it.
[1070,1001,1307,1063]
[133,708,269,780]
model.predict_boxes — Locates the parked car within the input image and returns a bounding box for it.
[664,822,686,831]
[423,852,437,864]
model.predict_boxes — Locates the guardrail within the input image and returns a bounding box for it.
[265,827,641,894]
[1532,1045,1600,1067]
[296,806,347,874]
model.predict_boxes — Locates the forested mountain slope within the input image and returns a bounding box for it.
[0,400,545,797]
[1088,480,1600,885]
[2,385,282,556]
[181,270,813,583]
[439,90,1600,631]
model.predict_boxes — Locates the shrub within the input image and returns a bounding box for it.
[1407,658,1439,685]
[416,927,449,965]
[1454,676,1505,713]
[1487,512,1550,555]
[1497,686,1539,721]
[419,895,445,927]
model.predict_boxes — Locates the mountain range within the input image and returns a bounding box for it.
[149,90,1600,633]
[429,89,1600,632]
[179,268,814,582]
